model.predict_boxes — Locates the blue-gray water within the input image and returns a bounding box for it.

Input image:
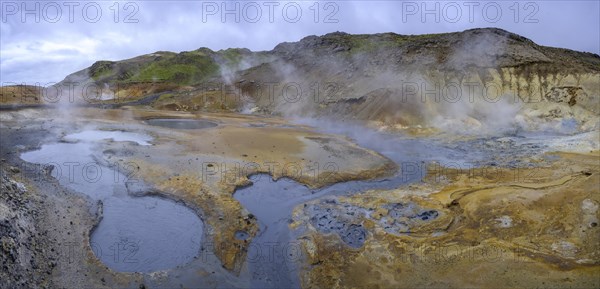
[21,130,203,273]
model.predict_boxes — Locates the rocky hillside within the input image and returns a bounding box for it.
[0,170,53,288]
[57,28,600,132]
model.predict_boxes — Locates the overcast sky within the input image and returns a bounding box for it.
[1,0,598,84]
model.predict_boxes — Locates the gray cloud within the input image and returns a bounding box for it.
[1,0,598,84]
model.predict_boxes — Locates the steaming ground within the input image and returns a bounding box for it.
[1,105,598,288]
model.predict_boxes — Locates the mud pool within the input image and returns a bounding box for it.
[20,130,203,273]
[232,170,428,288]
[230,134,499,287]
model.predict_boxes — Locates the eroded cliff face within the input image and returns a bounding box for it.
[307,68,600,133]
[232,28,599,133]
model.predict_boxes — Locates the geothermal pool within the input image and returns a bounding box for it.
[233,171,428,288]
[20,130,203,273]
